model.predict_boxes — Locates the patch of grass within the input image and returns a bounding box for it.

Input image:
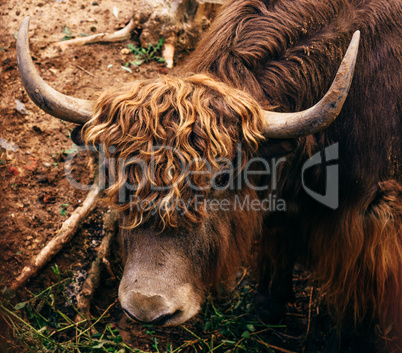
[63,147,77,155]
[177,285,284,352]
[0,268,145,353]
[61,25,72,41]
[124,282,285,352]
[59,26,89,41]
[59,204,69,216]
[1,269,284,352]
[125,39,166,67]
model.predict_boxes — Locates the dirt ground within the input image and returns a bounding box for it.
[0,1,336,352]
[0,0,167,286]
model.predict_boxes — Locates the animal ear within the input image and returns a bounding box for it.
[71,125,85,147]
[259,138,299,158]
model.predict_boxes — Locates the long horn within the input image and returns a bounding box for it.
[17,17,93,124]
[263,30,360,138]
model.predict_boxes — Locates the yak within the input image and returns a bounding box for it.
[17,0,401,351]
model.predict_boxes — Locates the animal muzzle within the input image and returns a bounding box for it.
[119,279,202,326]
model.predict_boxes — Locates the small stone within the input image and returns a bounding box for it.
[92,1,99,5]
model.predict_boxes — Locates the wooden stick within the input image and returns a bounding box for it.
[302,286,314,353]
[10,182,101,291]
[75,210,117,323]
[76,65,94,77]
[162,35,176,69]
[54,19,135,51]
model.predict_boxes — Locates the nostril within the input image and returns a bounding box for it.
[122,308,182,326]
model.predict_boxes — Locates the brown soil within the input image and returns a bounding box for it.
[0,0,173,347]
[0,0,169,287]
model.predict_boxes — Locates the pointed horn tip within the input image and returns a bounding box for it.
[339,30,360,75]
[262,31,360,139]
[349,30,361,50]
[353,30,361,39]
[17,17,30,59]
[19,16,31,34]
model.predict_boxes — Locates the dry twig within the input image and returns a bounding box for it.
[75,210,117,323]
[11,182,101,291]
[302,286,314,353]
[54,19,135,51]
[76,65,94,77]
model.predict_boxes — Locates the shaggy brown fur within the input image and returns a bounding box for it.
[84,74,264,228]
[84,0,401,349]
[186,0,402,348]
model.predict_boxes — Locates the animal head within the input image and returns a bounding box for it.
[83,75,269,325]
[16,16,359,325]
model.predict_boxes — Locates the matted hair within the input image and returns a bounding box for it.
[84,73,265,229]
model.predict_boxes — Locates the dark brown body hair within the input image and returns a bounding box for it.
[84,0,401,347]
[186,0,402,346]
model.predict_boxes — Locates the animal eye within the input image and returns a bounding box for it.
[213,171,230,188]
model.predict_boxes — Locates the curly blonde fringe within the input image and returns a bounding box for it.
[83,74,264,229]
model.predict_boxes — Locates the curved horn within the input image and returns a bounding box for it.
[263,30,360,138]
[17,17,93,124]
